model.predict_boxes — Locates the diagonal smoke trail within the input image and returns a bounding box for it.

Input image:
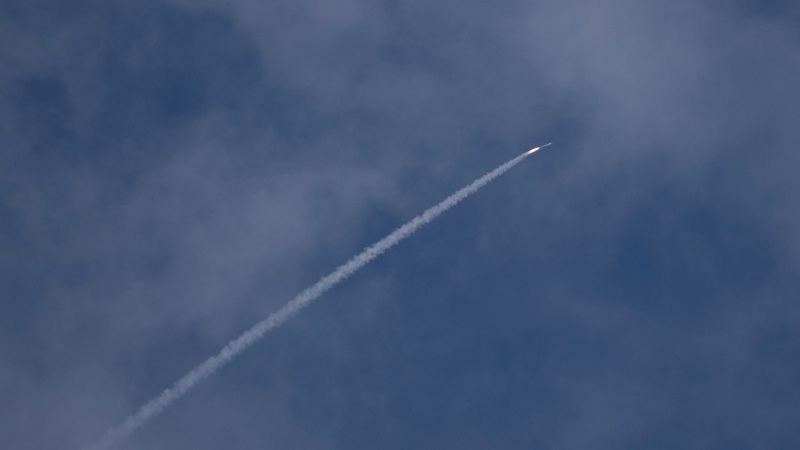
[86,148,539,450]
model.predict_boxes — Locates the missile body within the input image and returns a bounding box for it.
[526,143,553,155]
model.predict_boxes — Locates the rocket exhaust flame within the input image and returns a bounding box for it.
[526,143,552,154]
[84,145,547,450]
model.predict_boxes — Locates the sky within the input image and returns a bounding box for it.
[2,0,799,449]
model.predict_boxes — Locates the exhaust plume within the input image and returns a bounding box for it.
[86,148,537,450]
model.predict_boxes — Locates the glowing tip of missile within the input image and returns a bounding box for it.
[525,143,552,155]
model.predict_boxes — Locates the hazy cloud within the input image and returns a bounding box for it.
[2,0,799,448]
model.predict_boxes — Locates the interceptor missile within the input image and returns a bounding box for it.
[526,143,552,155]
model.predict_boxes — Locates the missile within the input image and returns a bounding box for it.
[526,143,553,155]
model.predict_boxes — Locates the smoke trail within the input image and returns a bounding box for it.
[86,149,537,450]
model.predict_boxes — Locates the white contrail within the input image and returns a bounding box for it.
[86,146,545,450]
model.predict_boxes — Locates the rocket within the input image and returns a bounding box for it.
[526,143,553,155]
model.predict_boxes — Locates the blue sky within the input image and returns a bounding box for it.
[2,1,799,449]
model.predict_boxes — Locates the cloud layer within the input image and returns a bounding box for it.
[2,0,799,448]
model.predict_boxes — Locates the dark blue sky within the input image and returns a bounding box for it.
[2,1,799,449]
